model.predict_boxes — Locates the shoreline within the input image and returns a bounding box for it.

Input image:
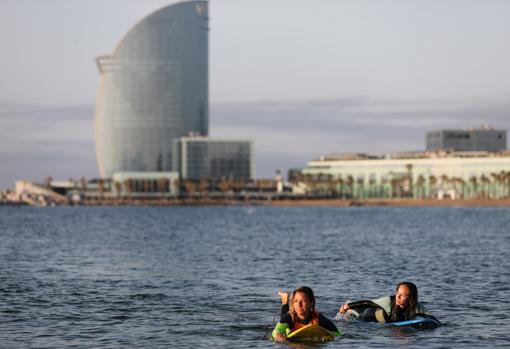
[71,197,510,207]
[7,196,510,208]
[267,198,510,207]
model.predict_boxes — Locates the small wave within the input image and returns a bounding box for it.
[129,293,169,300]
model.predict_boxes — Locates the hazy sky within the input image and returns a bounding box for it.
[1,0,509,189]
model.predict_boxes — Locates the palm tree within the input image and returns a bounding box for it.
[198,177,209,197]
[336,177,344,198]
[454,177,466,199]
[368,176,377,198]
[480,174,490,198]
[437,175,450,199]
[504,171,510,198]
[380,176,390,198]
[406,164,413,197]
[428,175,437,199]
[356,177,365,199]
[345,175,354,199]
[390,177,401,198]
[218,178,231,194]
[143,180,152,194]
[114,181,122,198]
[80,177,87,193]
[184,180,196,198]
[97,178,105,199]
[468,176,478,199]
[158,177,169,195]
[124,178,133,198]
[173,179,181,196]
[416,175,425,199]
[493,172,506,199]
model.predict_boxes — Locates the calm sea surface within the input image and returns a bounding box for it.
[1,206,509,348]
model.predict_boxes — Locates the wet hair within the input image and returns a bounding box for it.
[289,286,316,322]
[391,281,418,321]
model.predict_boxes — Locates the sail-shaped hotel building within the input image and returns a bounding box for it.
[95,1,209,178]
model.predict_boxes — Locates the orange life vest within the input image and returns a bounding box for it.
[291,310,320,331]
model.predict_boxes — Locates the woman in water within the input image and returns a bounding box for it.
[272,286,341,342]
[338,281,439,323]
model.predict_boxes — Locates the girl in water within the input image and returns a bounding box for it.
[338,281,440,323]
[272,286,341,342]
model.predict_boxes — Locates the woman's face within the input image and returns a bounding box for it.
[395,284,411,308]
[293,291,312,320]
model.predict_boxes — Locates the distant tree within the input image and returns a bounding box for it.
[97,178,105,199]
[480,174,490,198]
[124,178,133,197]
[158,178,169,194]
[345,175,354,198]
[368,176,377,198]
[356,177,365,199]
[143,180,151,193]
[80,177,87,192]
[504,171,510,198]
[114,181,122,198]
[198,177,209,196]
[218,178,231,194]
[335,177,344,198]
[468,176,478,199]
[416,175,426,199]
[440,175,450,198]
[184,180,196,197]
[429,175,437,199]
[492,172,504,199]
[173,179,180,196]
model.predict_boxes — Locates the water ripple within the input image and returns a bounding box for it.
[1,206,509,347]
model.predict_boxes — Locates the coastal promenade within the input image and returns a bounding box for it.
[269,198,510,207]
[76,196,510,207]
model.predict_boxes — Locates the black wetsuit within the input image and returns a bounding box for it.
[348,296,407,322]
[348,296,440,323]
[280,304,339,333]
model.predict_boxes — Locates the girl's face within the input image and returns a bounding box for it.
[396,284,411,308]
[293,291,312,320]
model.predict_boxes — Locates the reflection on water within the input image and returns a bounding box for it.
[0,206,509,348]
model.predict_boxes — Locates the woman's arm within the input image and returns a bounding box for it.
[272,322,290,342]
[280,303,290,318]
[272,313,292,342]
[318,313,342,336]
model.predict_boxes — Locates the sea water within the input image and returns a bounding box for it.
[1,206,509,348]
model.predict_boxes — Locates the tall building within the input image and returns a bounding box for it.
[426,126,506,152]
[173,136,254,181]
[95,1,209,178]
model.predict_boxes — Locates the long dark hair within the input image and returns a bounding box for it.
[289,286,316,322]
[391,281,418,321]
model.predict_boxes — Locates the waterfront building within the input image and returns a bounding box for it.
[426,126,506,152]
[95,1,209,178]
[112,172,179,196]
[173,136,254,181]
[299,151,510,199]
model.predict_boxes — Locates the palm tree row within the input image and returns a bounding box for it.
[292,171,510,200]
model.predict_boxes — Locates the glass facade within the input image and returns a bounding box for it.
[174,137,254,181]
[426,128,506,152]
[96,1,209,177]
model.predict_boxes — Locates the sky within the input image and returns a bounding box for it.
[1,0,509,189]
